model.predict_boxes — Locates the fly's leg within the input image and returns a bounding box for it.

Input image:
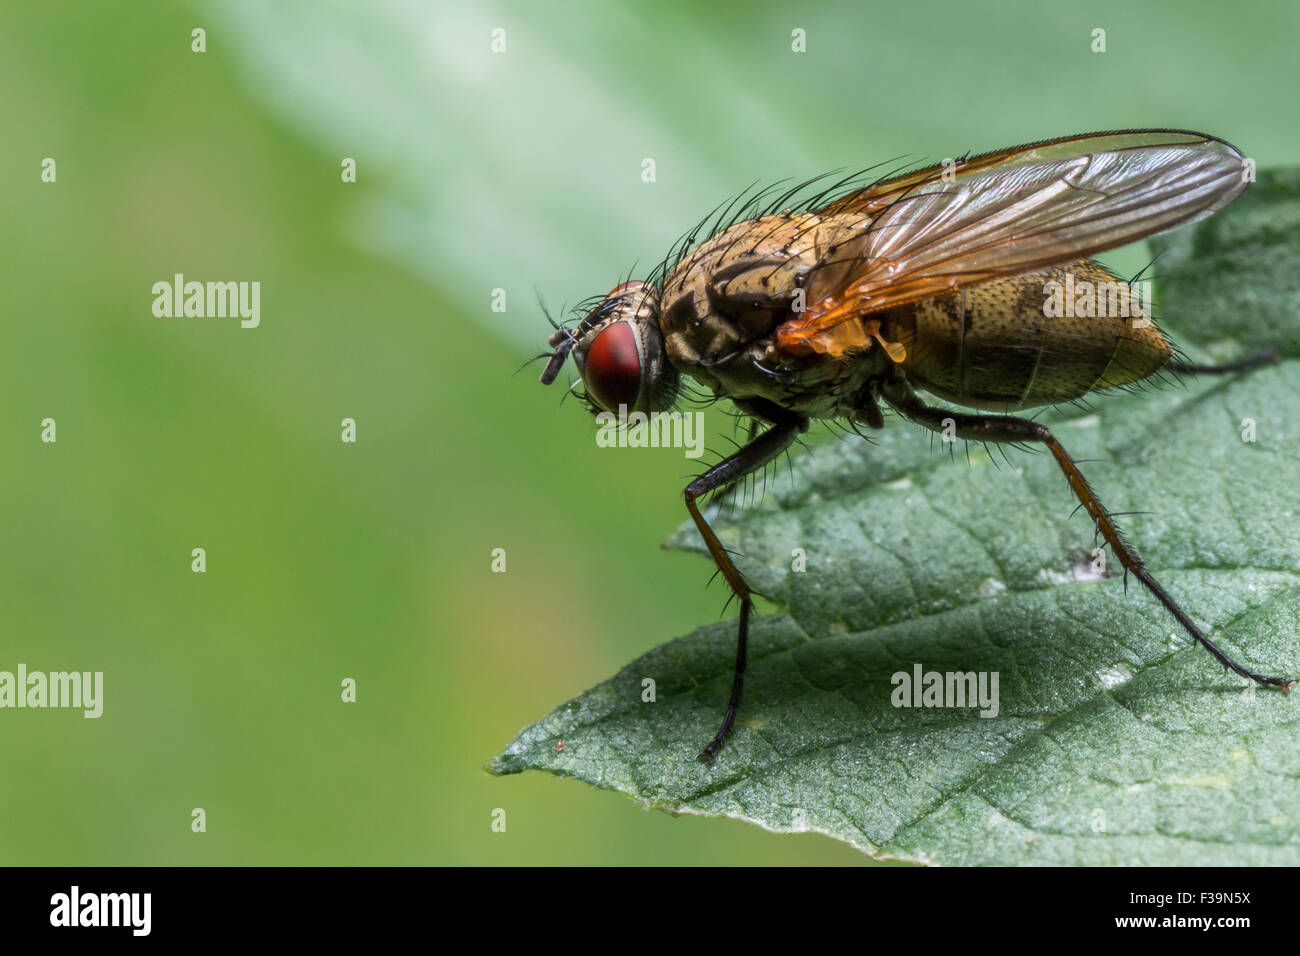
[712,418,762,509]
[1166,348,1279,376]
[881,378,1295,690]
[688,410,809,763]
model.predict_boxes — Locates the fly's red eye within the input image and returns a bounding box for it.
[608,280,645,298]
[585,321,642,411]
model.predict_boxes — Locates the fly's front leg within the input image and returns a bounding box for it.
[881,378,1295,691]
[689,410,809,763]
[711,418,762,509]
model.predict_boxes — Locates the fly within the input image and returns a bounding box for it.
[538,129,1294,763]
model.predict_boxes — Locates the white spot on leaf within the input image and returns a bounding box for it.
[1096,663,1133,689]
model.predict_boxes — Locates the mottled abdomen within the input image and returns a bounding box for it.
[884,259,1173,410]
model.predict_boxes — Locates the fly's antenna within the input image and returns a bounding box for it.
[537,290,578,385]
[540,328,577,384]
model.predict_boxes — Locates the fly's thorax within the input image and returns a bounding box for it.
[669,336,886,420]
[892,258,1173,411]
[659,213,823,364]
[658,212,875,366]
[656,212,885,416]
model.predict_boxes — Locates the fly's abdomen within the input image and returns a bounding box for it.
[887,259,1173,410]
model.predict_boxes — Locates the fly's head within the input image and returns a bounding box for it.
[540,280,679,414]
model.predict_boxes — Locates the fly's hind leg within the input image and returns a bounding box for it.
[1166,348,1279,376]
[687,406,809,763]
[881,378,1295,691]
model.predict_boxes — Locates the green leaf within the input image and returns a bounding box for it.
[489,169,1300,864]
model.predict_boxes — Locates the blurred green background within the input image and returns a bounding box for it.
[2,0,1297,865]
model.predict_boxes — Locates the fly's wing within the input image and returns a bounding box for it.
[781,131,1249,353]
[816,129,1241,217]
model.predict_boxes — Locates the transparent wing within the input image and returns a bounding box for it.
[781,131,1248,352]
[816,129,1241,216]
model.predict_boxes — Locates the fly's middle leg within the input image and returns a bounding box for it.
[686,410,808,763]
[881,378,1295,691]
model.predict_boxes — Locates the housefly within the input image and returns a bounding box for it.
[538,129,1293,763]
